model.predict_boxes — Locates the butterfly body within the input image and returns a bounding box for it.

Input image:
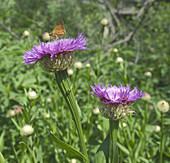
[49,20,66,38]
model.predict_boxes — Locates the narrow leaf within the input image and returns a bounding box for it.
[0,131,5,152]
[0,152,4,163]
[50,132,87,162]
[94,134,110,163]
[94,151,106,163]
[117,142,129,155]
[11,118,20,131]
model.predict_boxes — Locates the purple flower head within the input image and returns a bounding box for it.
[90,83,143,104]
[90,83,143,120]
[22,33,88,69]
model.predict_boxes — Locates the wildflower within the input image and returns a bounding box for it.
[22,33,88,72]
[23,30,30,37]
[9,110,16,117]
[141,93,151,101]
[101,18,108,25]
[42,32,50,41]
[154,125,161,132]
[144,71,152,77]
[157,100,169,113]
[86,63,90,68]
[67,68,74,75]
[14,106,22,115]
[20,125,34,136]
[74,61,83,69]
[93,108,100,114]
[90,83,143,120]
[28,90,37,100]
[116,57,123,63]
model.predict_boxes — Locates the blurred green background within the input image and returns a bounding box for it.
[0,0,170,162]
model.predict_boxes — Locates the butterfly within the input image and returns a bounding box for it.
[49,20,66,38]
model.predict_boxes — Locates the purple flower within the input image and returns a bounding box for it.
[90,83,143,120]
[22,33,88,68]
[90,83,143,104]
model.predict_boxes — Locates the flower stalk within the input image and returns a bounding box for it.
[109,119,119,163]
[55,70,88,163]
[160,112,164,163]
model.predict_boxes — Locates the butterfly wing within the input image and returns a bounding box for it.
[50,20,66,38]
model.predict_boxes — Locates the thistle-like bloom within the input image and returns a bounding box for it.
[90,83,143,120]
[22,33,88,71]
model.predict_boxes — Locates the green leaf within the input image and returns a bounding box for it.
[0,131,5,152]
[94,151,106,163]
[94,134,109,163]
[50,132,87,162]
[139,156,149,163]
[11,118,21,131]
[117,142,129,155]
[163,151,170,157]
[36,145,43,163]
[0,152,5,163]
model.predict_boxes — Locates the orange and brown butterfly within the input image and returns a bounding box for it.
[49,20,66,39]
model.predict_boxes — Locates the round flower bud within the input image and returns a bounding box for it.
[90,72,94,76]
[67,68,74,75]
[144,71,152,77]
[93,108,100,114]
[116,57,123,63]
[113,48,118,53]
[148,104,153,110]
[154,125,161,132]
[28,90,37,100]
[100,18,108,26]
[20,125,34,136]
[86,63,90,68]
[74,62,82,69]
[157,100,169,113]
[23,30,30,37]
[122,123,127,127]
[42,32,50,41]
[70,159,76,163]
[45,113,50,118]
[141,93,151,101]
[14,106,22,115]
[149,67,153,71]
[9,110,16,116]
[47,97,52,103]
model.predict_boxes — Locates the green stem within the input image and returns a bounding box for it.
[55,70,89,163]
[160,112,164,163]
[109,119,119,163]
[144,102,148,131]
